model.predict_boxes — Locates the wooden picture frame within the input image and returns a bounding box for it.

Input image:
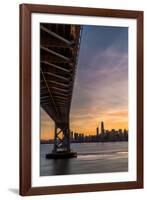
[19,3,143,196]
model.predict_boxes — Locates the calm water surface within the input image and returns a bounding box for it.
[40,142,128,176]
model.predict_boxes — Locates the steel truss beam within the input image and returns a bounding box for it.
[41,46,70,61]
[41,25,73,46]
[41,61,70,72]
[43,72,70,81]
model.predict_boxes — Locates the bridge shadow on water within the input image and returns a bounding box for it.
[52,159,70,175]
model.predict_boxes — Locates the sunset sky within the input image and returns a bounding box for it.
[41,25,128,140]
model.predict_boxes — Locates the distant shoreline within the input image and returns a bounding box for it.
[40,140,128,144]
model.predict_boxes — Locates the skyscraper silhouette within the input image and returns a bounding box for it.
[96,127,99,135]
[101,121,104,134]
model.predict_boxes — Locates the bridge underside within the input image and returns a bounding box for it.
[40,23,82,157]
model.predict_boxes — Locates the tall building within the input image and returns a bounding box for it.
[96,127,99,135]
[101,121,104,134]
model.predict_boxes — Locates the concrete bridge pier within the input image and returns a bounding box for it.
[46,123,77,159]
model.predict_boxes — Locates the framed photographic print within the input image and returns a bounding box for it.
[19,4,143,196]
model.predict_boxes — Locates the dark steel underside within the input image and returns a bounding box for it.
[40,23,82,156]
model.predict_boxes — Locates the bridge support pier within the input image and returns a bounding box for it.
[46,123,77,159]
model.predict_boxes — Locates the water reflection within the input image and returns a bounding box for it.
[52,159,70,175]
